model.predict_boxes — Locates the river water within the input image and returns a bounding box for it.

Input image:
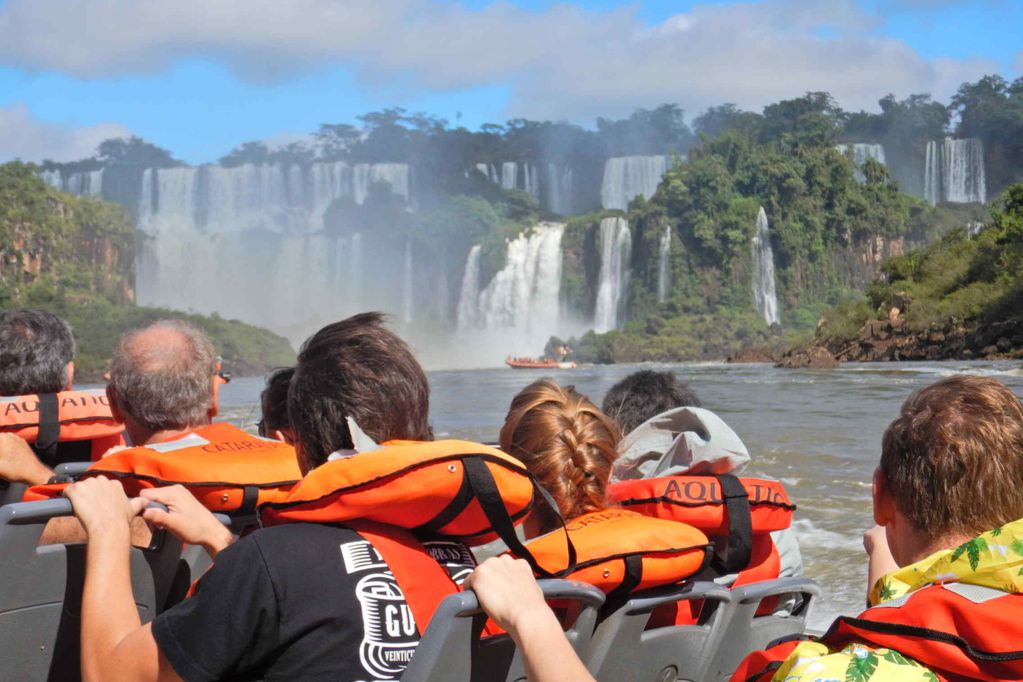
[217,360,1023,631]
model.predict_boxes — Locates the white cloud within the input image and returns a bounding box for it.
[0,104,131,162]
[0,0,1001,122]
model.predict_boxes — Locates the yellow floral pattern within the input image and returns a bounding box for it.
[771,517,1023,681]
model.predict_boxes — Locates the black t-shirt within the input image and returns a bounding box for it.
[152,523,477,682]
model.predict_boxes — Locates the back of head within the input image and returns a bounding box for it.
[288,312,430,470]
[260,367,294,438]
[500,378,621,532]
[602,370,700,435]
[0,310,75,396]
[108,319,218,433]
[882,375,1023,540]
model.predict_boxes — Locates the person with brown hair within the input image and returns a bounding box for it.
[499,379,710,599]
[499,378,621,536]
[734,375,1023,682]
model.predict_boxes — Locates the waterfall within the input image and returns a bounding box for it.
[41,168,103,196]
[751,207,780,327]
[836,143,886,182]
[457,223,565,345]
[455,245,482,332]
[601,156,673,211]
[593,217,632,333]
[500,162,518,191]
[402,240,413,324]
[544,162,575,215]
[924,138,986,205]
[657,225,672,303]
[62,161,413,339]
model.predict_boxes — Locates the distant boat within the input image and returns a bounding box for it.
[505,356,577,370]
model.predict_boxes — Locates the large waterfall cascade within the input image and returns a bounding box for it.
[48,161,411,339]
[600,155,674,211]
[924,138,987,205]
[456,223,566,346]
[593,217,633,333]
[751,207,781,327]
[657,225,672,303]
[836,143,887,182]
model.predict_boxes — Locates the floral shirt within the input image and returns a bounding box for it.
[771,517,1023,681]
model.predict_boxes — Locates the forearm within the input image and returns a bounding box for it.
[81,527,143,682]
[201,523,234,559]
[508,608,596,682]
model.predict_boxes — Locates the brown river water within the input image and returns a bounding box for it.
[216,360,1023,631]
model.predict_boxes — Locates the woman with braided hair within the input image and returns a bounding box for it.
[499,378,621,537]
[499,379,709,597]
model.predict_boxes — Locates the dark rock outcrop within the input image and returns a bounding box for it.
[775,346,840,369]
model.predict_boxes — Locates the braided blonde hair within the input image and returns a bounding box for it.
[499,379,622,533]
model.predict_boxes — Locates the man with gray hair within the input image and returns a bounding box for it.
[106,319,220,447]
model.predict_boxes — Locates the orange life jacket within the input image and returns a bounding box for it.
[24,422,301,514]
[259,439,536,548]
[607,474,794,581]
[519,508,709,603]
[0,389,125,461]
[733,583,1023,682]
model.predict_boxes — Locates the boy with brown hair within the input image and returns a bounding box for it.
[736,375,1023,681]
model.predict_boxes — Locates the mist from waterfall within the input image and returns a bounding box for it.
[455,223,566,360]
[600,156,670,211]
[657,225,672,303]
[122,161,410,341]
[751,207,780,327]
[593,217,632,333]
[924,138,987,205]
[402,240,414,324]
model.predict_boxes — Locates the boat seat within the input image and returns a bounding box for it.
[586,580,733,682]
[400,579,605,682]
[0,498,182,682]
[704,577,821,681]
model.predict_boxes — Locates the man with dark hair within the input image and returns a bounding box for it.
[0,310,95,486]
[735,375,1023,681]
[602,369,700,435]
[0,309,76,396]
[64,312,477,682]
[258,367,294,441]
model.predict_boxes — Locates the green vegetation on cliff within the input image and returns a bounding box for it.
[816,183,1023,360]
[563,93,966,362]
[1,162,293,380]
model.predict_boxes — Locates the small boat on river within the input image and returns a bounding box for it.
[505,356,577,370]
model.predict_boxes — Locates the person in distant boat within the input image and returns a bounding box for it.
[0,309,124,486]
[602,369,803,583]
[733,375,1023,682]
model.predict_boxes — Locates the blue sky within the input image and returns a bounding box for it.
[0,0,1018,164]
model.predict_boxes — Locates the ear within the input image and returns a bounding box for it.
[64,361,75,391]
[106,385,125,424]
[872,467,896,526]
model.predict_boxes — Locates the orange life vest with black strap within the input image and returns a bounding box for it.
[24,422,301,515]
[0,389,125,463]
[608,474,795,583]
[518,508,710,607]
[259,439,575,639]
[733,583,1023,682]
